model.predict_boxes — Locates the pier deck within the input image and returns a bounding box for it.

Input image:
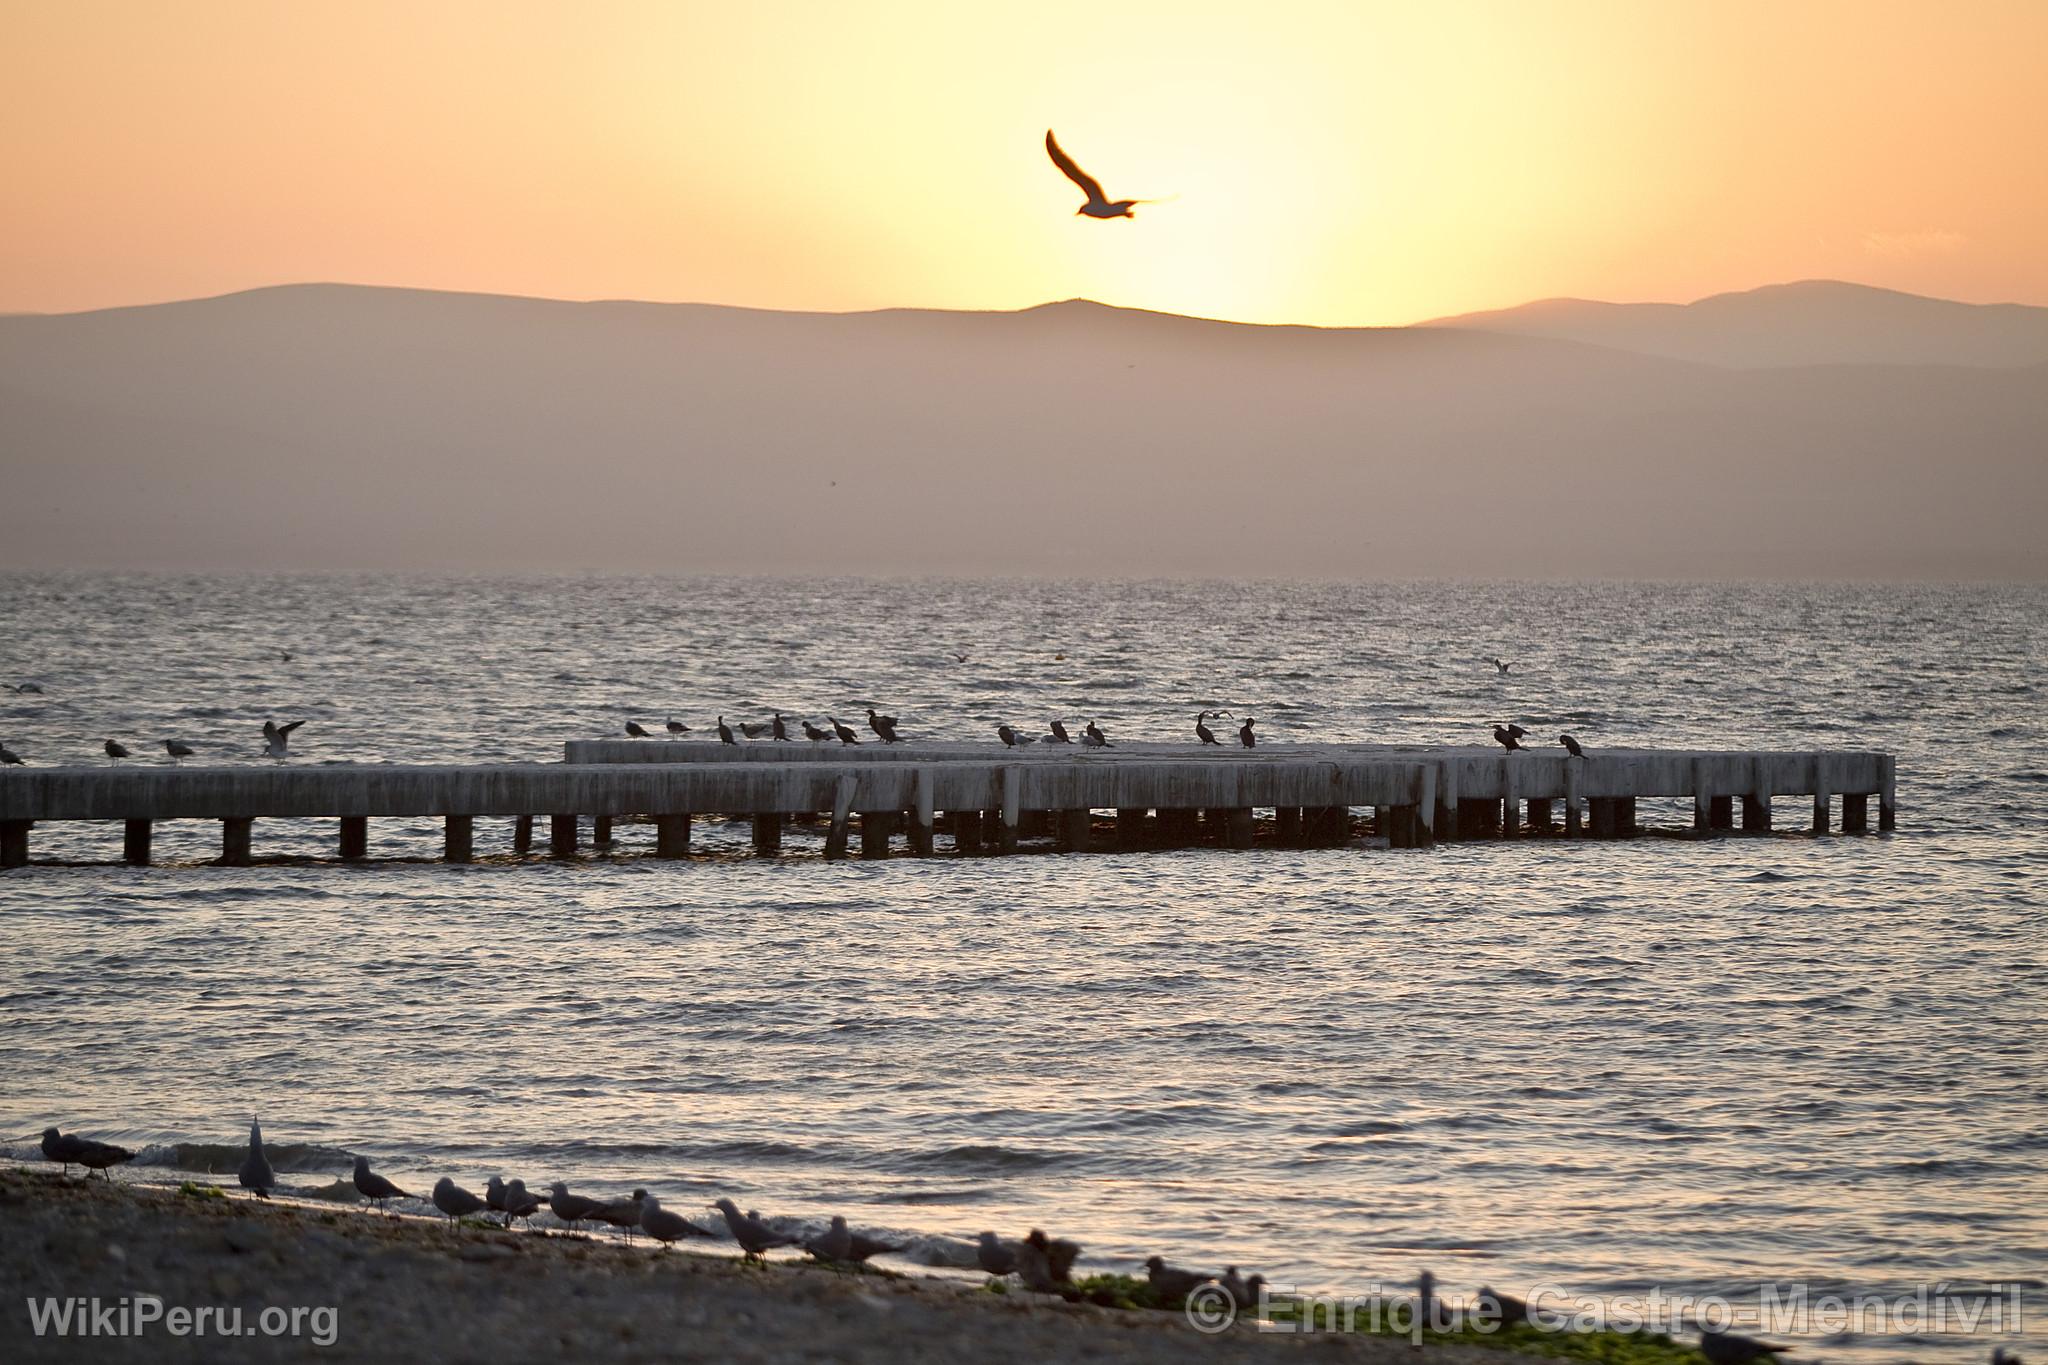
[0,744,1894,868]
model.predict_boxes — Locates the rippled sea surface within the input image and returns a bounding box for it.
[1,574,2042,1361]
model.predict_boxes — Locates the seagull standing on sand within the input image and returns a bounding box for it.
[1045,130,1159,219]
[40,1127,87,1175]
[1144,1255,1220,1305]
[804,1214,905,1264]
[262,720,304,761]
[711,1197,799,1260]
[238,1117,275,1199]
[432,1176,487,1223]
[1013,1228,1080,1292]
[104,740,130,760]
[75,1135,137,1180]
[548,1181,607,1231]
[352,1155,408,1213]
[640,1194,715,1249]
[502,1179,542,1227]
[1560,733,1585,758]
[976,1231,1018,1276]
[593,1190,650,1240]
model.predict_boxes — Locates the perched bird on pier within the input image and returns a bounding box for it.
[164,739,195,763]
[75,1135,137,1180]
[1240,717,1257,748]
[976,1231,1019,1276]
[1,742,23,765]
[829,716,861,745]
[1082,721,1111,748]
[717,716,737,745]
[502,1178,542,1227]
[665,718,690,737]
[998,724,1025,747]
[432,1176,487,1223]
[1195,711,1226,745]
[711,1198,799,1260]
[802,719,832,742]
[40,1127,88,1174]
[1045,129,1160,219]
[741,720,772,739]
[1476,1286,1533,1325]
[352,1155,409,1212]
[1048,719,1072,743]
[238,1117,275,1200]
[640,1194,715,1249]
[1493,725,1524,752]
[867,708,901,743]
[804,1214,905,1264]
[1698,1327,1793,1364]
[104,739,130,760]
[1492,657,1510,674]
[1559,733,1585,758]
[547,1180,607,1231]
[625,721,651,738]
[771,712,788,741]
[262,719,304,760]
[1144,1255,1220,1305]
[1014,1228,1081,1292]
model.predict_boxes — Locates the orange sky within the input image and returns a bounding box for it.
[3,0,2044,325]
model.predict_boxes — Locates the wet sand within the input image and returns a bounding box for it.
[2,1170,1519,1363]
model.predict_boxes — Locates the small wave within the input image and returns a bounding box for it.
[898,1143,1075,1174]
[138,1140,356,1174]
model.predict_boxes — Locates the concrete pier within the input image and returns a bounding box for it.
[0,744,1893,869]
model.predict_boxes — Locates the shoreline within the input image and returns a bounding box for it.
[2,1169,1658,1363]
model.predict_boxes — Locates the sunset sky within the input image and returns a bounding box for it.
[4,0,2044,325]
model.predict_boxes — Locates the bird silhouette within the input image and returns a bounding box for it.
[0,742,22,765]
[1491,657,1510,674]
[771,712,788,741]
[1196,710,1227,745]
[625,721,651,738]
[802,719,832,742]
[262,720,304,760]
[829,716,861,745]
[1048,719,1072,743]
[717,716,736,745]
[1560,733,1585,758]
[867,708,901,743]
[1045,130,1162,219]
[104,739,130,760]
[665,718,690,737]
[164,739,195,763]
[1239,717,1257,748]
[1494,725,1524,752]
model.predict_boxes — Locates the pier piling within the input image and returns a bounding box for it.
[221,817,253,866]
[339,815,368,861]
[123,818,152,866]
[655,813,691,858]
[513,815,534,854]
[445,814,474,863]
[549,814,578,858]
[752,812,783,855]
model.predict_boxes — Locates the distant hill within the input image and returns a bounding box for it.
[0,283,2041,578]
[1421,280,2048,369]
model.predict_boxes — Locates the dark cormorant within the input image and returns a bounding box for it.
[625,721,651,738]
[716,717,736,745]
[164,739,194,762]
[1048,719,1072,743]
[104,739,130,759]
[867,708,900,743]
[1559,733,1584,757]
[829,716,861,745]
[998,724,1023,747]
[1505,724,1529,740]
[1239,718,1256,748]
[771,713,788,741]
[1082,722,1111,748]
[1493,725,1523,752]
[1195,710,1226,745]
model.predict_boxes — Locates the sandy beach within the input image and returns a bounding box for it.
[1,1169,1691,1364]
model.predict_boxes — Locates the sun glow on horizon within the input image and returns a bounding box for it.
[2,0,2044,324]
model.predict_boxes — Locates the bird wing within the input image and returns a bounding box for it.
[1045,131,1107,204]
[279,720,306,736]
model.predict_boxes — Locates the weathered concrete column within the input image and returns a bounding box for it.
[1020,810,1051,840]
[339,816,368,861]
[1435,762,1459,842]
[1275,806,1303,846]
[1692,759,1711,835]
[752,812,783,855]
[1740,795,1771,831]
[655,813,692,859]
[1054,808,1089,852]
[221,817,253,866]
[1385,804,1418,849]
[825,775,857,861]
[1458,799,1498,838]
[0,819,26,868]
[1525,798,1552,833]
[549,814,579,857]
[1811,791,1830,835]
[1563,763,1581,838]
[593,816,614,846]
[910,770,935,856]
[444,814,474,863]
[1710,796,1734,830]
[950,809,983,852]
[513,815,534,853]
[1500,759,1518,839]
[123,818,153,866]
[1310,805,1351,847]
[1812,758,1831,835]
[1116,807,1150,849]
[997,767,1021,854]
[1878,755,1896,831]
[1157,808,1198,846]
[1617,797,1637,837]
[1415,765,1436,847]
[1587,798,1615,840]
[1842,792,1870,833]
[859,811,894,860]
[1224,807,1255,849]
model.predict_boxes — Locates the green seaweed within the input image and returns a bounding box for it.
[176,1181,225,1201]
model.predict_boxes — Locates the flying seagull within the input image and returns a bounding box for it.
[1045,130,1157,219]
[262,720,304,760]
[1492,657,1510,674]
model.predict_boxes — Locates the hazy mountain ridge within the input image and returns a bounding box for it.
[0,283,2041,577]
[1422,280,2048,369]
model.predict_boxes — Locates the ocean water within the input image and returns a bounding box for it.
[1,573,2042,1361]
